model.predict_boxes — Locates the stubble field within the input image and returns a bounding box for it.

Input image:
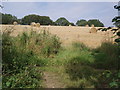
[1,25,114,48]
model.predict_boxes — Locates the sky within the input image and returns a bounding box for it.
[1,2,118,26]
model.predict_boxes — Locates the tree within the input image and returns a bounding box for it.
[39,16,54,25]
[76,19,87,26]
[1,13,18,24]
[88,19,104,27]
[0,5,3,9]
[112,1,120,43]
[99,2,120,43]
[21,14,53,25]
[69,22,75,26]
[21,14,39,25]
[55,17,70,26]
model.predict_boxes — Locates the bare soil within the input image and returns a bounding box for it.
[43,72,66,88]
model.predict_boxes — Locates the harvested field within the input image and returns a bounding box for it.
[1,25,115,48]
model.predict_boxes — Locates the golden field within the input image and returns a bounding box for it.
[1,25,115,48]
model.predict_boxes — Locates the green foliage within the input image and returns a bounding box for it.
[117,31,120,36]
[2,28,61,88]
[88,19,104,27]
[65,42,119,88]
[76,19,88,26]
[92,42,120,70]
[112,16,120,28]
[2,31,43,88]
[96,70,120,88]
[98,3,120,44]
[69,22,75,26]
[113,3,120,43]
[55,17,70,26]
[1,12,105,27]
[76,19,104,27]
[64,43,96,87]
[3,67,42,88]
[115,38,120,43]
[21,14,53,25]
[1,13,18,24]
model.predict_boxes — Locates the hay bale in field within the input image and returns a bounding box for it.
[36,23,40,27]
[91,24,95,27]
[13,21,18,25]
[85,24,89,27]
[89,27,97,33]
[31,22,36,27]
[69,24,71,26]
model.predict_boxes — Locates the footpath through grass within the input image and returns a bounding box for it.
[2,28,120,88]
[42,42,120,88]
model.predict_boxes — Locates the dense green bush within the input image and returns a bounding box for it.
[92,42,120,70]
[2,67,42,88]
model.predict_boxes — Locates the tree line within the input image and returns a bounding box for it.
[0,12,104,27]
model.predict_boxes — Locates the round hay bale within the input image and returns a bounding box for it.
[31,22,36,27]
[13,21,18,25]
[89,27,97,33]
[91,24,94,27]
[85,24,89,27]
[36,23,40,27]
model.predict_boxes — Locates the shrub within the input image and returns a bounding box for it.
[92,42,120,70]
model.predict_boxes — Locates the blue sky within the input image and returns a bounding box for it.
[1,2,118,26]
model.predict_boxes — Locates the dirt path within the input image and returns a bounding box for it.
[43,71,66,88]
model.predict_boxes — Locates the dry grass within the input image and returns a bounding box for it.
[1,25,115,48]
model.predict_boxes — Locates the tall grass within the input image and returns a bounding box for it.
[2,28,61,88]
[64,42,120,88]
[92,42,119,70]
